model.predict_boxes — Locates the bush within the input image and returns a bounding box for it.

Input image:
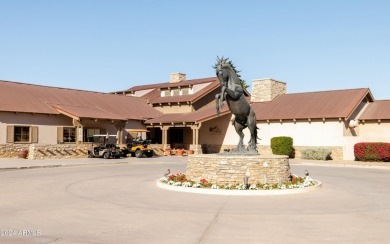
[354,142,390,162]
[301,147,332,160]
[271,136,293,157]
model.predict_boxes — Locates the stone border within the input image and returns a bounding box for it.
[156,180,322,196]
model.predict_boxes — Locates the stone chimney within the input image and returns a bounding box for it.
[170,73,186,83]
[251,78,286,102]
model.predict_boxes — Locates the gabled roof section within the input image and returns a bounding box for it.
[252,88,373,121]
[359,100,390,120]
[0,80,162,121]
[145,105,231,124]
[120,76,251,105]
[149,81,220,104]
[124,77,217,92]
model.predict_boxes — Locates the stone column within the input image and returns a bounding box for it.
[161,126,169,149]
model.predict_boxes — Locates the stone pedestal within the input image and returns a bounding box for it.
[186,154,290,184]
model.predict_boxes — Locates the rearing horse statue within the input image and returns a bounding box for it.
[214,57,259,153]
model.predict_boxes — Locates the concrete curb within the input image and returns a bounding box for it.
[156,180,322,196]
[294,162,390,170]
[0,162,131,171]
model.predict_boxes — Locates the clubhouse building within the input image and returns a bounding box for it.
[1,73,389,160]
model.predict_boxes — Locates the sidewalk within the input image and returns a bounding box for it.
[0,156,389,170]
[0,156,187,170]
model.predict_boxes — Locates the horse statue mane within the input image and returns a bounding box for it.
[214,56,259,154]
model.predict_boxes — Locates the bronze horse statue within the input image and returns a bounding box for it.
[214,57,258,153]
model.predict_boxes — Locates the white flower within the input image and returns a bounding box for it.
[211,184,219,189]
[192,183,201,188]
[249,184,257,190]
[168,180,175,185]
[182,182,192,187]
[280,184,286,190]
[160,177,168,182]
[174,182,182,186]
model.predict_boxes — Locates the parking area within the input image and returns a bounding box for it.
[0,157,390,243]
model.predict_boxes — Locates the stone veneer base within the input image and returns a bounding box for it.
[156,180,322,196]
[186,154,291,185]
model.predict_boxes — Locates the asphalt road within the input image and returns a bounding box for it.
[0,158,389,243]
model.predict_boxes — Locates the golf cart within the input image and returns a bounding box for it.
[122,129,154,158]
[88,134,121,159]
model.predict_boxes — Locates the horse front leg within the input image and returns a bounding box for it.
[215,93,221,116]
[220,85,226,108]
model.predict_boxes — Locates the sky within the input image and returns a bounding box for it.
[1,1,390,99]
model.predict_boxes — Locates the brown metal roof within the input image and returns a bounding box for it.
[0,80,162,120]
[145,105,231,124]
[149,80,220,104]
[359,100,390,120]
[124,77,217,92]
[252,88,373,121]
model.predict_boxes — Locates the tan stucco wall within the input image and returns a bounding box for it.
[192,82,212,93]
[0,112,73,144]
[0,112,146,145]
[258,120,344,146]
[342,121,390,160]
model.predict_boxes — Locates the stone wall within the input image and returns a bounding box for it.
[186,154,290,184]
[0,144,29,158]
[28,144,91,160]
[251,78,286,102]
[258,145,344,160]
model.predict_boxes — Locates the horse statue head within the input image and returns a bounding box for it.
[214,56,243,89]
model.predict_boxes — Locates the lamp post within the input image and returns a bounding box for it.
[244,168,251,189]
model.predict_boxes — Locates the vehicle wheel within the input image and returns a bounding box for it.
[103,152,110,159]
[115,155,120,159]
[135,150,143,158]
[146,151,153,157]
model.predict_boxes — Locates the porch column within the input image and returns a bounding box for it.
[73,119,83,144]
[161,126,169,149]
[190,123,202,153]
[114,121,126,145]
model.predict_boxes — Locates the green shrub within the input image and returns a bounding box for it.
[301,147,332,160]
[271,136,293,157]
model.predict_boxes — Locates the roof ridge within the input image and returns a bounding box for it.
[126,77,217,91]
[0,79,111,95]
[285,87,369,96]
[0,79,152,101]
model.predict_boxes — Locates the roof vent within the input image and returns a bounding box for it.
[170,73,186,83]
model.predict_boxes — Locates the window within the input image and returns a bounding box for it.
[7,126,38,143]
[181,88,189,95]
[14,126,30,143]
[63,127,76,143]
[84,128,102,142]
[172,89,180,96]
[163,90,171,97]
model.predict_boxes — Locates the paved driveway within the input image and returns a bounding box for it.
[0,157,390,243]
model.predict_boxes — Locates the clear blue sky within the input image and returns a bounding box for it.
[1,1,389,99]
